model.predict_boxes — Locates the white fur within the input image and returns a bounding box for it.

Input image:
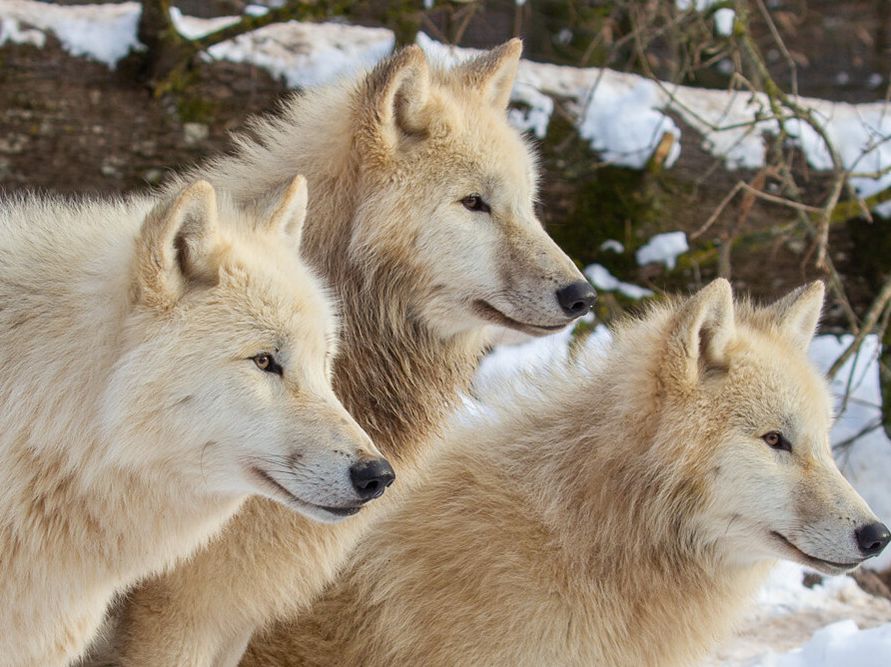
[0,178,382,666]
[103,41,592,667]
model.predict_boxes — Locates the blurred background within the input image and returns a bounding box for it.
[2,1,891,663]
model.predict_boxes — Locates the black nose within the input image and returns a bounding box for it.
[555,281,596,317]
[349,458,395,501]
[856,521,891,557]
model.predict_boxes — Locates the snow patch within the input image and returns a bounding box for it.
[584,264,653,300]
[751,620,891,666]
[169,8,394,88]
[600,239,624,253]
[508,83,554,139]
[578,77,682,169]
[635,231,689,269]
[0,0,141,67]
[0,0,393,86]
[0,16,45,48]
[714,9,736,36]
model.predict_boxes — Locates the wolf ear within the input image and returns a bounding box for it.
[764,281,825,348]
[455,38,522,109]
[267,175,308,250]
[363,45,431,148]
[133,180,221,307]
[672,279,736,380]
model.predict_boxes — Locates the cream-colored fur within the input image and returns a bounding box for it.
[0,177,382,667]
[243,280,888,667]
[101,41,590,666]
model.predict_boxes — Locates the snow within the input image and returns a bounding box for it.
[244,5,269,17]
[635,231,689,269]
[753,620,891,666]
[507,83,553,140]
[709,560,891,665]
[576,76,682,169]
[167,6,240,39]
[583,263,653,300]
[0,0,141,66]
[169,8,394,89]
[419,34,891,216]
[0,15,44,48]
[418,33,682,169]
[599,239,624,253]
[3,1,887,212]
[714,9,736,37]
[677,0,736,37]
[0,0,393,88]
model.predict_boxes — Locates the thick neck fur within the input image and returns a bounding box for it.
[178,85,484,464]
[474,313,771,665]
[243,311,773,667]
[0,199,238,665]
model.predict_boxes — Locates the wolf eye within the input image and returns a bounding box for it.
[763,431,792,453]
[252,353,283,377]
[461,194,491,213]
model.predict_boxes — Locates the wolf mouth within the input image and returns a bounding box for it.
[250,466,362,518]
[473,300,570,335]
[770,531,861,571]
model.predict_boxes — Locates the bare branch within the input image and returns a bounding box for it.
[827,274,891,379]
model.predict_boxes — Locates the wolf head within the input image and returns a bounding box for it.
[345,41,594,337]
[102,177,392,524]
[652,279,889,574]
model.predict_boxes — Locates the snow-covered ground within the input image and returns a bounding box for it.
[2,0,889,215]
[475,327,891,666]
[0,1,394,87]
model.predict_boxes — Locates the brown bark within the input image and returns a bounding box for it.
[136,0,350,92]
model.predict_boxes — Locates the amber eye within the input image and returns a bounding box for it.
[252,353,283,376]
[762,431,792,453]
[461,194,491,213]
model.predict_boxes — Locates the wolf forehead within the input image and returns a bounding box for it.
[172,211,337,338]
[699,306,834,427]
[398,78,539,186]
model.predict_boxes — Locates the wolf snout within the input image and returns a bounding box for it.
[555,281,596,317]
[856,521,891,557]
[349,458,396,502]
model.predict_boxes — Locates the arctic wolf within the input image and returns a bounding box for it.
[107,40,593,666]
[0,177,388,667]
[243,279,890,667]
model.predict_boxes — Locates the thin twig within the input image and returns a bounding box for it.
[828,274,891,379]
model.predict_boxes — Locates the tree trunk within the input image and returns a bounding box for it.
[137,0,192,89]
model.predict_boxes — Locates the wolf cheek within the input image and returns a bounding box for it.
[684,281,889,574]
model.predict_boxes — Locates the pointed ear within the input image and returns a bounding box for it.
[764,281,825,348]
[267,175,308,249]
[133,180,220,307]
[455,38,522,109]
[671,279,736,379]
[363,44,431,148]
